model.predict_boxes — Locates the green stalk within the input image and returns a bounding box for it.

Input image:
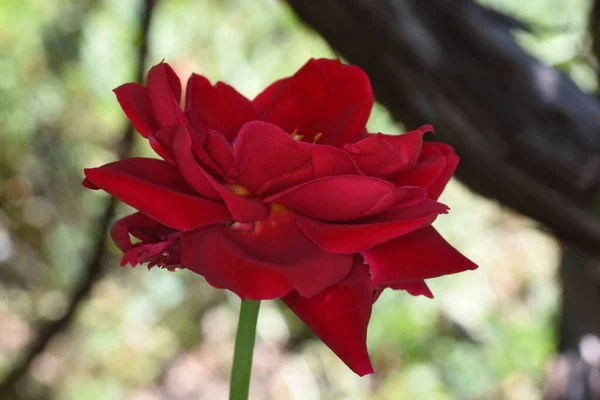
[229,299,261,400]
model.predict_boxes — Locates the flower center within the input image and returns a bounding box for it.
[226,203,286,233]
[227,221,255,232]
[290,129,322,143]
[227,184,250,196]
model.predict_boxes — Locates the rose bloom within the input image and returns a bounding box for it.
[83,59,477,376]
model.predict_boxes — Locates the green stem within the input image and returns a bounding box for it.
[229,299,261,400]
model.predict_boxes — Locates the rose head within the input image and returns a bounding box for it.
[83,59,477,376]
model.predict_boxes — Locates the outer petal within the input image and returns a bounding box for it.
[173,126,268,222]
[235,121,357,196]
[185,74,258,142]
[291,198,448,254]
[146,62,186,128]
[388,281,434,298]
[202,129,236,180]
[110,212,176,251]
[110,212,181,269]
[181,206,353,300]
[265,176,425,222]
[83,158,231,231]
[253,58,373,147]
[372,280,433,303]
[343,125,432,178]
[392,142,459,200]
[283,264,374,376]
[424,144,459,200]
[363,226,478,286]
[113,83,158,137]
[172,126,224,199]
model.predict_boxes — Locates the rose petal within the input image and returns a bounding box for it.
[295,140,359,178]
[110,212,180,269]
[392,142,459,200]
[265,176,425,222]
[292,198,448,254]
[363,226,478,286]
[172,126,222,199]
[389,281,434,298]
[202,130,236,180]
[185,74,258,142]
[181,206,353,300]
[146,62,186,128]
[113,83,157,137]
[425,144,459,200]
[283,264,374,376]
[110,212,176,252]
[343,125,432,178]
[84,158,231,231]
[235,121,359,196]
[174,126,268,221]
[254,58,373,147]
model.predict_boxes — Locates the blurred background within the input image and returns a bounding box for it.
[0,0,598,399]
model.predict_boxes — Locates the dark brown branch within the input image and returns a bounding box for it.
[285,0,600,253]
[590,0,600,78]
[0,1,157,396]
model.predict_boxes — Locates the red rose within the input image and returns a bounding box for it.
[83,59,477,376]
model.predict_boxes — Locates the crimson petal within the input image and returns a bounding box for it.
[235,121,358,196]
[392,143,459,200]
[235,121,314,195]
[283,264,374,376]
[185,74,258,142]
[202,130,236,180]
[110,212,176,251]
[363,226,478,286]
[254,58,373,147]
[292,198,448,254]
[146,62,186,128]
[266,176,425,222]
[343,125,432,179]
[389,281,434,298]
[172,126,222,199]
[84,158,231,231]
[180,206,353,300]
[173,126,268,222]
[113,83,157,137]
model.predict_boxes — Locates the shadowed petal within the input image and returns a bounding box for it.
[181,206,353,300]
[265,176,425,222]
[202,129,236,180]
[343,125,432,178]
[146,62,186,128]
[292,198,448,254]
[84,158,231,231]
[254,58,373,147]
[110,212,181,269]
[113,83,157,137]
[388,281,434,298]
[283,264,374,376]
[185,74,258,142]
[173,126,268,222]
[363,226,478,286]
[392,142,459,200]
[235,121,358,196]
[110,212,176,251]
[172,126,222,199]
[235,121,312,195]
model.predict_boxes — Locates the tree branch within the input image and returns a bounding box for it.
[285,0,600,253]
[0,1,157,396]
